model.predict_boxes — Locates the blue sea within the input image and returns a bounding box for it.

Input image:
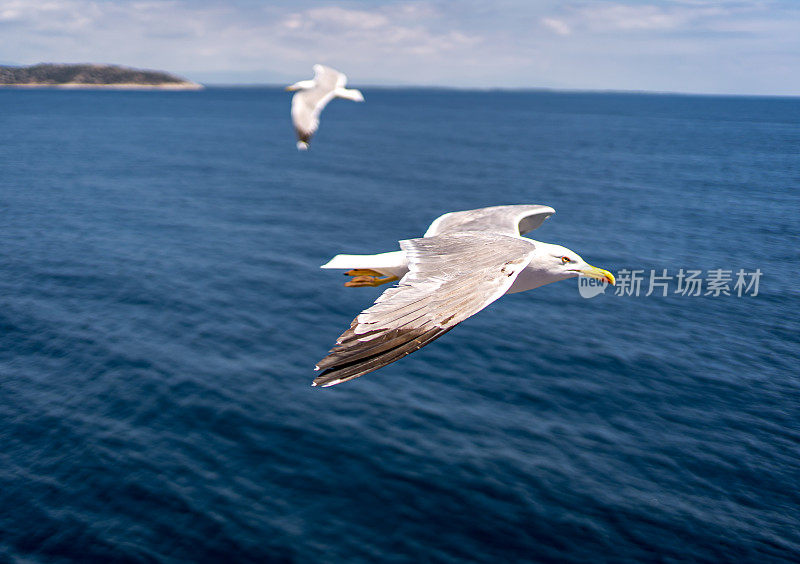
[1,87,798,563]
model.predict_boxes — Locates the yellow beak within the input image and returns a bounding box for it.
[579,265,615,286]
[285,85,297,91]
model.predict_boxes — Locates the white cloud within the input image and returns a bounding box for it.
[276,5,478,57]
[542,17,571,36]
[578,4,686,31]
[563,2,735,33]
[0,0,93,30]
[289,7,390,31]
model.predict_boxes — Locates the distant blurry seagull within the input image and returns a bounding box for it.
[313,205,616,387]
[286,64,364,150]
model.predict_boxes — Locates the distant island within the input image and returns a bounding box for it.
[0,63,203,90]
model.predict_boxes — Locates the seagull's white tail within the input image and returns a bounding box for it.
[321,250,407,277]
[335,88,364,102]
[296,141,309,150]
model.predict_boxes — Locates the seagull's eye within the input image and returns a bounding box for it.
[561,256,571,264]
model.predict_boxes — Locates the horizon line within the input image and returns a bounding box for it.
[195,83,800,99]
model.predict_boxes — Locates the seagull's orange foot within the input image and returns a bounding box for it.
[344,269,399,287]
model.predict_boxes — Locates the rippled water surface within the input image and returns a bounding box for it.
[1,88,798,562]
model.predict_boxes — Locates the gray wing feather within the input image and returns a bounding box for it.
[313,233,536,387]
[423,204,556,238]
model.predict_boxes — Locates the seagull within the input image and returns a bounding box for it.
[286,64,364,150]
[314,205,615,387]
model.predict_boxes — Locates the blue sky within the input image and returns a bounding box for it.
[1,0,799,94]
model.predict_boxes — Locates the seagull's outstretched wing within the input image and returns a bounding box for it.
[423,205,556,238]
[314,233,537,387]
[291,65,344,144]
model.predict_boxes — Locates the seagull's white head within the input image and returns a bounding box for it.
[533,242,615,286]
